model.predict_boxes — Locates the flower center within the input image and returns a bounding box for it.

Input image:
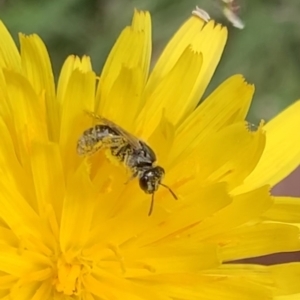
[53,254,90,296]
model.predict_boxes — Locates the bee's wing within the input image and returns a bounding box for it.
[101,117,142,149]
[85,110,142,149]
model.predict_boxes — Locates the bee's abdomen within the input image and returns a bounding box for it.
[77,125,118,155]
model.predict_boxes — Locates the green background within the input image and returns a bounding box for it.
[1,0,299,123]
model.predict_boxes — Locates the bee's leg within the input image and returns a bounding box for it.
[101,136,127,149]
[92,136,127,157]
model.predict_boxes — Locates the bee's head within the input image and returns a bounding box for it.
[139,166,177,216]
[139,166,165,194]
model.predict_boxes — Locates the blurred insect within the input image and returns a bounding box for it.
[77,111,177,215]
[221,0,245,29]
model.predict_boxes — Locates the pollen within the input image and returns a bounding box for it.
[54,254,91,296]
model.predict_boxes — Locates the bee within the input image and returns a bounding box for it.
[77,111,177,215]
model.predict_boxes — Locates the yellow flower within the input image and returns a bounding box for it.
[0,7,300,300]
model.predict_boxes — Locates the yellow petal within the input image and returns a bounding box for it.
[59,69,96,174]
[0,245,49,277]
[0,69,11,117]
[235,100,300,193]
[181,21,227,117]
[173,75,254,160]
[137,47,203,137]
[187,185,272,241]
[57,55,92,108]
[0,273,17,290]
[104,66,144,131]
[210,263,300,297]
[147,115,175,165]
[0,21,21,71]
[19,34,58,141]
[0,174,55,253]
[87,243,219,281]
[10,282,41,300]
[169,122,265,190]
[97,9,151,115]
[136,273,271,299]
[126,183,231,248]
[122,243,219,276]
[145,17,226,114]
[3,70,48,164]
[83,274,121,300]
[0,226,18,248]
[59,162,98,253]
[0,117,36,210]
[19,268,52,286]
[276,294,300,300]
[85,269,170,300]
[219,223,300,261]
[138,19,226,137]
[31,280,52,300]
[263,197,300,223]
[30,141,65,223]
[270,263,300,296]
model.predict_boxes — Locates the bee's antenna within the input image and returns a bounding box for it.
[148,185,177,216]
[159,183,178,200]
[148,194,155,216]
